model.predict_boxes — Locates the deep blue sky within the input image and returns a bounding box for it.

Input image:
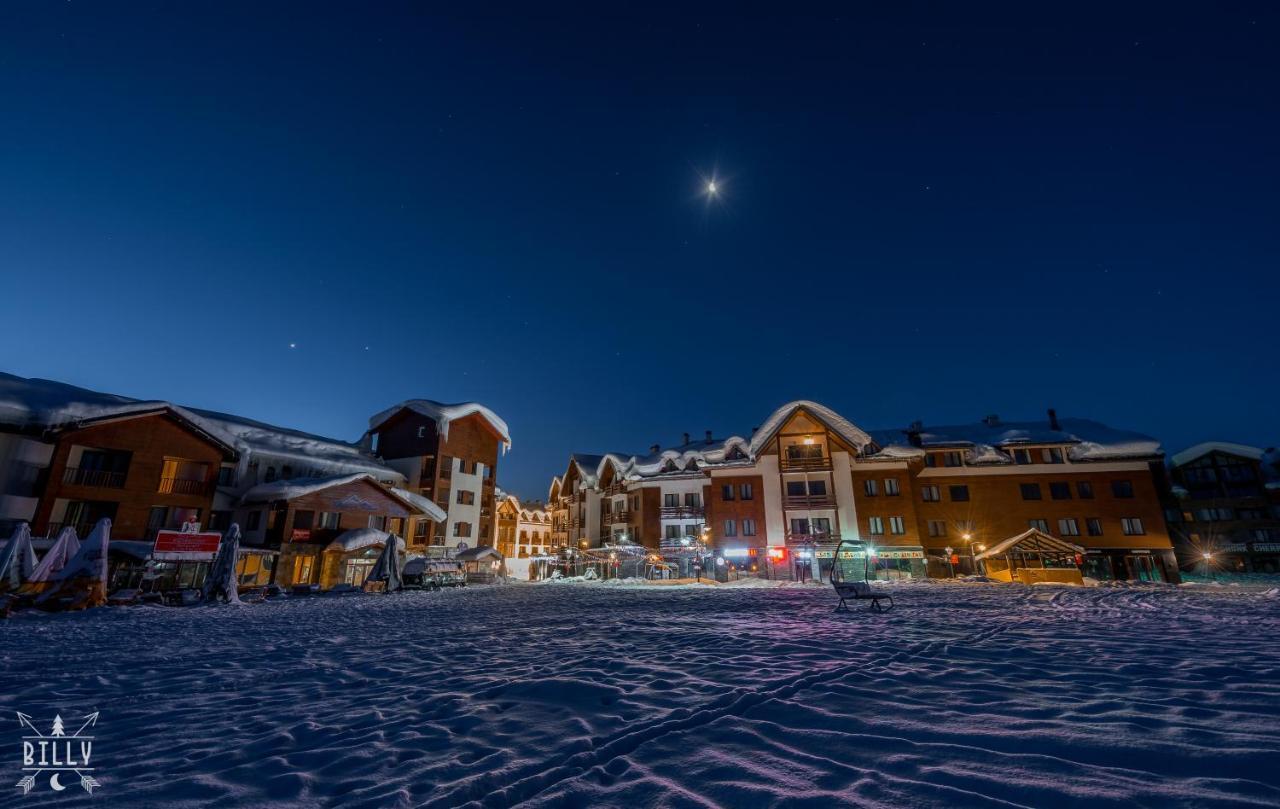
[1,4,1276,499]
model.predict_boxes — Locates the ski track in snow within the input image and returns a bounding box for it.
[0,581,1277,808]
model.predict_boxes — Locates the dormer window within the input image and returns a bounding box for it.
[1013,449,1033,465]
[1042,447,1065,464]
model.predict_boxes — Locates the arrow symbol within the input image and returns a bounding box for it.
[15,712,42,736]
[70,712,99,738]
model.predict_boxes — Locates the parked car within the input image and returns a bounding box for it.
[437,572,467,588]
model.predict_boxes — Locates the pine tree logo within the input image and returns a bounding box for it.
[14,711,101,794]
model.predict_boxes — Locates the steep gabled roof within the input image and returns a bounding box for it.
[750,400,874,456]
[0,372,397,480]
[368,399,511,450]
[1171,441,1264,467]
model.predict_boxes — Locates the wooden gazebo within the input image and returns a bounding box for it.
[975,528,1085,585]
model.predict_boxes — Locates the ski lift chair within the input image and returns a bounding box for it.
[830,539,894,613]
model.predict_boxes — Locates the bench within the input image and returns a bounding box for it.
[833,581,893,613]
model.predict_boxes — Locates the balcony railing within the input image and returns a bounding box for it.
[659,506,704,519]
[62,467,127,489]
[602,510,631,524]
[782,494,836,510]
[603,483,628,496]
[158,477,212,496]
[780,454,832,471]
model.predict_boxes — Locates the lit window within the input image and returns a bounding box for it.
[1121,518,1145,535]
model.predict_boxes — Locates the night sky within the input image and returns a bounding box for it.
[1,4,1276,499]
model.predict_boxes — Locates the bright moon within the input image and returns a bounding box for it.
[707,180,717,195]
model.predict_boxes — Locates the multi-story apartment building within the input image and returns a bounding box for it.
[364,400,510,556]
[546,401,1181,582]
[1161,442,1280,574]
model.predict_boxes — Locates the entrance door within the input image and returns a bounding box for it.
[1127,555,1158,582]
[344,559,374,586]
[293,555,314,585]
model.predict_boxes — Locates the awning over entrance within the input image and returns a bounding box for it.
[975,528,1083,561]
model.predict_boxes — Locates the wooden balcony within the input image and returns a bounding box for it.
[780,454,832,472]
[782,494,836,510]
[602,510,631,524]
[660,506,704,519]
[62,467,127,489]
[158,476,213,496]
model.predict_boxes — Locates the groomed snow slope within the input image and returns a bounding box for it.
[1,581,1277,807]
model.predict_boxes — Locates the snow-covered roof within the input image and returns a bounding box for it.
[454,545,502,561]
[240,473,429,516]
[750,400,874,456]
[0,372,398,481]
[241,473,381,504]
[390,487,447,522]
[325,528,404,553]
[867,417,1162,464]
[1170,442,1265,468]
[974,528,1084,560]
[368,399,511,450]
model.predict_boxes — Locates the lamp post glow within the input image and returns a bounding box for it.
[1202,551,1214,581]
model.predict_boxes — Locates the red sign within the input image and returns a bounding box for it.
[290,528,312,541]
[153,530,221,556]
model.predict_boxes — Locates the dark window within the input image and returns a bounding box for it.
[453,521,472,537]
[943,451,963,467]
[721,484,735,501]
[1111,480,1134,498]
[665,493,679,507]
[1049,482,1072,500]
[1121,517,1145,535]
[884,479,900,496]
[1028,518,1048,532]
[264,466,277,483]
[1077,481,1094,499]
[808,480,827,496]
[921,485,940,502]
[684,493,701,507]
[1042,448,1065,464]
[1086,518,1103,536]
[864,479,878,496]
[740,483,754,500]
[743,518,757,536]
[293,510,315,530]
[456,490,475,505]
[723,520,737,537]
[924,454,937,468]
[1020,483,1042,500]
[786,481,806,497]
[369,515,387,531]
[1013,449,1033,465]
[217,467,235,487]
[245,510,262,531]
[949,485,970,502]
[318,511,339,529]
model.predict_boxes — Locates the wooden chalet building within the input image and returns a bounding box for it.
[364,400,511,557]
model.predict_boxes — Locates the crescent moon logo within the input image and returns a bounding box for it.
[49,773,66,791]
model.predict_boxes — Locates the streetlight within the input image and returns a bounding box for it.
[962,532,975,574]
[944,545,955,578]
[1202,550,1214,581]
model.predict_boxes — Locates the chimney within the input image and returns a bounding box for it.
[906,420,923,448]
[650,443,660,454]
[682,432,690,445]
[705,430,713,444]
[1048,408,1060,431]
[751,426,759,435]
[983,414,1000,428]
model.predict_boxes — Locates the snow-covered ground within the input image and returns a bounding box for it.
[2,580,1278,807]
